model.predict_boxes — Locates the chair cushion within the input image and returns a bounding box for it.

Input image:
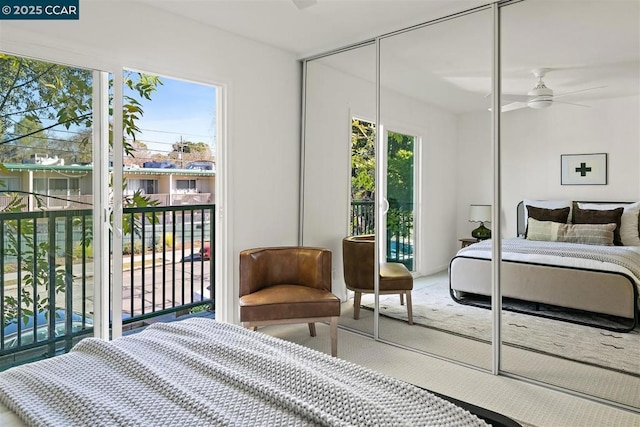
[379,263,413,291]
[239,284,340,322]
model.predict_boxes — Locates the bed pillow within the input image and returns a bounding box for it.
[526,218,616,246]
[572,206,624,246]
[524,205,571,238]
[577,202,640,246]
[522,200,572,234]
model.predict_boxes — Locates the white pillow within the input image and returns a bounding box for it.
[577,202,640,246]
[522,200,572,233]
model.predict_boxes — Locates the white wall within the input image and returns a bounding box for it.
[0,1,302,323]
[303,58,458,299]
[457,95,640,239]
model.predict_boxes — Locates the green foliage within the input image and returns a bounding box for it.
[386,131,414,206]
[121,71,163,157]
[189,304,211,314]
[0,53,162,163]
[72,241,93,260]
[0,54,163,329]
[350,120,415,242]
[122,241,143,255]
[1,197,66,327]
[351,119,376,201]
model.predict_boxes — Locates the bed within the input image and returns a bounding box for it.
[0,318,520,426]
[449,200,640,332]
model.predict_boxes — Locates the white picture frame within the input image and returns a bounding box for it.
[561,153,607,185]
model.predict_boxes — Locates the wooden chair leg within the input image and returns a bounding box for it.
[308,322,316,337]
[353,292,362,320]
[406,291,413,325]
[330,317,338,357]
[400,293,405,306]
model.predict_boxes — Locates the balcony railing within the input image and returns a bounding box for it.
[349,201,414,270]
[0,204,214,368]
[0,193,213,211]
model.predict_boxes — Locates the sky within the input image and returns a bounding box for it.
[126,76,217,157]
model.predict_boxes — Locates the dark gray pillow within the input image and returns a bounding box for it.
[573,206,624,246]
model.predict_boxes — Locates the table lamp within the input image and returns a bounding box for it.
[469,204,492,240]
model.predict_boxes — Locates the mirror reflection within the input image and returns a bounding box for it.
[376,8,493,369]
[301,44,377,336]
[499,0,639,408]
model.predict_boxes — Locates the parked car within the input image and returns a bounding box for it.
[3,310,93,349]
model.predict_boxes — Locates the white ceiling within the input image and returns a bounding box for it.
[135,0,489,57]
[137,0,640,113]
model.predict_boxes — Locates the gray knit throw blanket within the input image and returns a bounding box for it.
[0,319,488,426]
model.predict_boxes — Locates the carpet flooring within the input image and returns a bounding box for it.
[361,275,640,376]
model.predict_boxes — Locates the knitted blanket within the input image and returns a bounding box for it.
[0,319,487,427]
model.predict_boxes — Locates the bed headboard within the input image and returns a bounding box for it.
[516,200,635,237]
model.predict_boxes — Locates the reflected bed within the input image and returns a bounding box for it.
[449,201,640,332]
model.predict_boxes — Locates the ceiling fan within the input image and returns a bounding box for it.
[501,68,605,112]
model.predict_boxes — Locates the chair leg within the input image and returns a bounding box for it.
[330,317,338,357]
[308,322,316,337]
[406,291,413,325]
[353,292,362,320]
[400,293,405,306]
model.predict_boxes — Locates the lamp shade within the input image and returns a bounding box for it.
[469,204,492,223]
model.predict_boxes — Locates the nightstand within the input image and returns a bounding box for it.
[459,238,479,249]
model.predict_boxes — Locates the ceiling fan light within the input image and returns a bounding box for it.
[528,98,553,109]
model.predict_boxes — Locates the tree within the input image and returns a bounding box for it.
[0,53,163,327]
[351,119,376,202]
[0,53,162,160]
[169,140,214,166]
[349,119,414,247]
[387,130,414,206]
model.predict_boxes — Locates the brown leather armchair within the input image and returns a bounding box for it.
[342,235,413,325]
[239,247,340,356]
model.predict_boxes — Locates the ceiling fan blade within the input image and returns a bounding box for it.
[501,102,528,112]
[552,86,606,99]
[552,100,592,108]
[292,0,317,10]
[485,92,531,102]
[501,94,530,102]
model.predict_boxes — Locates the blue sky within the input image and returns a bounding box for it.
[128,76,217,156]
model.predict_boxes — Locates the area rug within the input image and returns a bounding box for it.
[361,278,640,376]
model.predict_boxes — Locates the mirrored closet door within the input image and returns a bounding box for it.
[376,7,494,370]
[499,0,640,409]
[301,43,377,336]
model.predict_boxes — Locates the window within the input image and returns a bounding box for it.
[127,179,158,194]
[0,178,20,191]
[176,179,197,192]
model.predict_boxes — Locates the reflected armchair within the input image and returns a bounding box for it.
[342,235,413,325]
[239,247,340,356]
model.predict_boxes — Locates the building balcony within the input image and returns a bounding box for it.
[0,204,214,369]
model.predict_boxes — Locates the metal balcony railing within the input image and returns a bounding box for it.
[0,204,214,369]
[349,201,414,270]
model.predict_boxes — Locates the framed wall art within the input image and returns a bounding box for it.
[560,153,607,185]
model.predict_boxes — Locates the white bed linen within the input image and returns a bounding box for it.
[0,318,488,427]
[459,238,640,291]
